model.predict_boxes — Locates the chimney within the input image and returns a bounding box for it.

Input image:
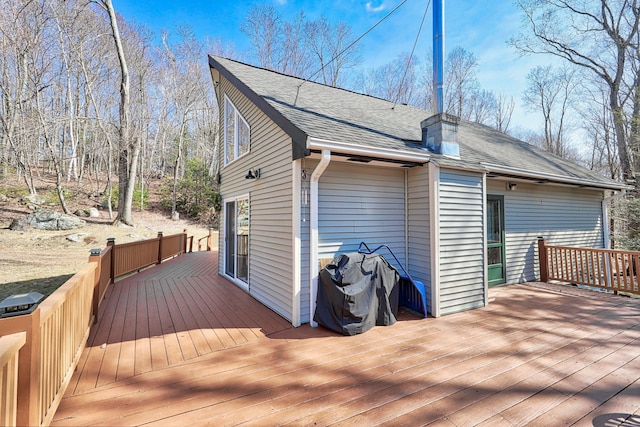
[421,112,460,158]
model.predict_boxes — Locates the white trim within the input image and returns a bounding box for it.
[310,149,331,328]
[404,169,409,269]
[429,162,441,318]
[308,137,430,164]
[292,159,302,327]
[481,162,629,191]
[482,173,489,307]
[223,194,250,291]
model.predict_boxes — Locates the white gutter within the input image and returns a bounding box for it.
[308,137,429,164]
[481,162,631,191]
[310,149,331,327]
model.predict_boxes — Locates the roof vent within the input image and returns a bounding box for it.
[421,113,460,159]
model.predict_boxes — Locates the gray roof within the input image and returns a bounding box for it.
[210,55,623,190]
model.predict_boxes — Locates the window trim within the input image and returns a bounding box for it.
[223,95,250,166]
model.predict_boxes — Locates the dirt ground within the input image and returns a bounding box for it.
[0,178,213,302]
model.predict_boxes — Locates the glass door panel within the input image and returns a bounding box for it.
[225,198,249,286]
[487,195,506,286]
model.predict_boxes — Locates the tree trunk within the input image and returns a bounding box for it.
[101,0,134,225]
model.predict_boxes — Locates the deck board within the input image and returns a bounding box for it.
[53,252,640,426]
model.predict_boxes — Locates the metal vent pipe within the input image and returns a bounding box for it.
[433,0,444,114]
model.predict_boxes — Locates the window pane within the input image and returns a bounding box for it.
[487,199,502,244]
[224,99,235,164]
[238,119,250,158]
[488,247,502,265]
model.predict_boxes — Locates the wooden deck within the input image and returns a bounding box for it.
[53,251,640,426]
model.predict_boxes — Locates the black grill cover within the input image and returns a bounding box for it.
[314,252,400,336]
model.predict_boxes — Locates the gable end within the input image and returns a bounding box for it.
[209,55,310,160]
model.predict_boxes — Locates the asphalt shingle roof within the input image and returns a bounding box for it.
[210,55,622,190]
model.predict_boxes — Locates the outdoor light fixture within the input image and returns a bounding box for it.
[245,169,261,179]
[0,291,44,317]
[508,182,517,191]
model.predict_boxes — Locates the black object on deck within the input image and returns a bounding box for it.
[314,252,400,336]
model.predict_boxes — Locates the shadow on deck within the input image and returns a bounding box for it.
[53,251,640,426]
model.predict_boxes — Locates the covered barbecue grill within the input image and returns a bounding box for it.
[313,251,400,336]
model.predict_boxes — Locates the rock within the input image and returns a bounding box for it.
[57,214,86,230]
[128,233,139,239]
[89,207,100,218]
[171,211,180,221]
[27,209,86,230]
[20,194,46,206]
[66,233,88,242]
[74,209,90,217]
[9,217,29,231]
[0,194,8,202]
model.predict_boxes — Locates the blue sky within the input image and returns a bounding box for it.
[115,0,548,133]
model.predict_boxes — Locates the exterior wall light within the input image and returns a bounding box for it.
[245,169,261,179]
[507,182,517,191]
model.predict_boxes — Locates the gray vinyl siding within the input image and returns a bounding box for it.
[318,162,407,270]
[487,180,604,284]
[407,166,431,312]
[217,77,295,322]
[439,169,485,315]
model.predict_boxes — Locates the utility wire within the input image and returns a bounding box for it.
[294,0,409,105]
[393,0,431,108]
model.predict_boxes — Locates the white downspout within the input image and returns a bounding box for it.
[310,149,331,327]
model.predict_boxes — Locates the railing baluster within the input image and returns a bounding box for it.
[537,241,640,297]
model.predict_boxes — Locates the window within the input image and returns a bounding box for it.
[224,96,250,165]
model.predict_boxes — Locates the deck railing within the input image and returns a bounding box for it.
[538,238,640,296]
[0,228,209,426]
[0,332,26,426]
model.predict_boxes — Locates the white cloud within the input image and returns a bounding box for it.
[366,1,386,13]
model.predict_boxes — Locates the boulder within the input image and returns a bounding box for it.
[56,213,86,230]
[74,209,90,218]
[0,194,8,202]
[20,194,46,206]
[89,207,100,218]
[9,217,29,231]
[66,233,89,242]
[27,209,86,230]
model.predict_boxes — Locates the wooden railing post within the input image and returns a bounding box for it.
[0,332,26,427]
[157,232,163,264]
[5,308,41,427]
[183,229,188,253]
[89,248,102,324]
[107,238,115,283]
[208,228,214,251]
[538,237,549,282]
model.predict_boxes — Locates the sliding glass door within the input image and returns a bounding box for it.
[225,197,249,288]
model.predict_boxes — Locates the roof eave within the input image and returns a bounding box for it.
[482,162,630,191]
[308,137,430,165]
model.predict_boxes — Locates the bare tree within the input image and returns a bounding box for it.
[357,53,418,105]
[494,93,515,133]
[512,0,640,185]
[241,5,282,71]
[523,65,577,157]
[93,0,138,225]
[445,46,480,119]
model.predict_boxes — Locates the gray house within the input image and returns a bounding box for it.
[208,55,625,327]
